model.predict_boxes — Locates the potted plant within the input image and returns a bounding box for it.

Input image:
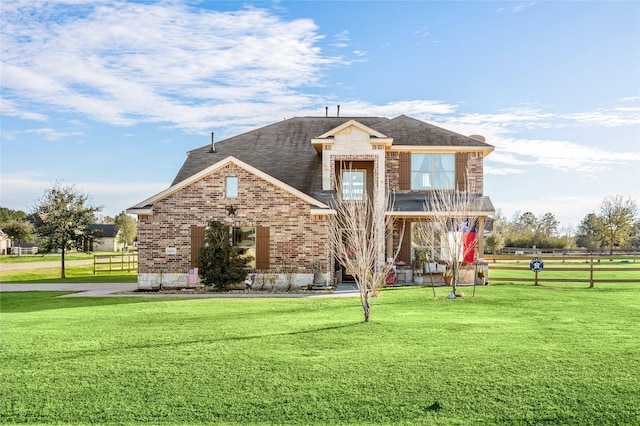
[476,267,486,286]
[443,266,453,286]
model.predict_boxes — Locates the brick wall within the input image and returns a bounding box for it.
[138,163,330,277]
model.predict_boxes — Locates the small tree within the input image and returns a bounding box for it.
[485,232,505,254]
[327,172,402,323]
[416,190,483,297]
[114,211,137,249]
[197,220,252,289]
[32,183,102,278]
[576,213,603,251]
[3,220,35,255]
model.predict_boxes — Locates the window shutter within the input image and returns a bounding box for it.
[455,153,469,192]
[190,225,205,267]
[399,152,411,190]
[399,223,412,265]
[256,226,270,270]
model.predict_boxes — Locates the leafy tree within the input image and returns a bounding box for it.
[32,183,102,278]
[197,220,252,289]
[485,232,506,254]
[538,212,559,238]
[629,218,640,250]
[598,195,637,255]
[114,211,137,249]
[101,216,116,224]
[515,211,537,235]
[576,213,603,251]
[0,207,27,225]
[2,220,35,255]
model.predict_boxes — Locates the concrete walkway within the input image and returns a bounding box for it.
[0,282,360,298]
[0,282,138,297]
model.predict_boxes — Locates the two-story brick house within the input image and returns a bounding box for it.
[127,114,494,289]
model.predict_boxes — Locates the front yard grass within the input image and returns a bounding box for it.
[1,284,638,425]
[0,265,137,283]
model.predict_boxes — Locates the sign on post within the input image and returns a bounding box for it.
[529,258,544,272]
[530,257,544,285]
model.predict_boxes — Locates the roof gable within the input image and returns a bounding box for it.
[129,156,330,213]
[316,119,388,139]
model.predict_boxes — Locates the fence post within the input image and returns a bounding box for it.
[589,257,594,288]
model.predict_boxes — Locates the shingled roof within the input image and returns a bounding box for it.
[171,115,493,199]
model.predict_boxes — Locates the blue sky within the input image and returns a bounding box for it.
[1,0,639,230]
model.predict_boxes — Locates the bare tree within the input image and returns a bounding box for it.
[327,174,402,323]
[415,189,484,297]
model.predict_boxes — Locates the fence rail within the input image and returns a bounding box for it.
[93,253,138,274]
[485,255,640,287]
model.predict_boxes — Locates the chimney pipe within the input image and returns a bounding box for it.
[325,106,328,117]
[337,105,340,117]
[210,132,216,153]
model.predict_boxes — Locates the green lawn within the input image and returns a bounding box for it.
[0,265,137,283]
[488,259,640,286]
[1,285,638,425]
[0,253,137,283]
[0,252,98,263]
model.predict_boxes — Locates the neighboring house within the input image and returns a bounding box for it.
[128,114,495,289]
[0,230,9,255]
[87,224,124,252]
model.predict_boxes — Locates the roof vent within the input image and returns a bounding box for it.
[337,104,340,117]
[209,132,216,153]
[469,134,485,143]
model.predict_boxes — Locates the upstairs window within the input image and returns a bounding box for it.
[411,154,454,190]
[342,170,365,200]
[226,176,238,198]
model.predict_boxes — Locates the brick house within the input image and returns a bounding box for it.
[127,114,494,289]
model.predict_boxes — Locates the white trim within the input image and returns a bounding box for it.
[390,145,494,155]
[128,156,329,211]
[316,119,389,139]
[126,206,153,215]
[385,211,494,218]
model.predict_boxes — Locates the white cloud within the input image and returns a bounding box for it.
[513,2,536,13]
[1,1,340,132]
[0,98,48,122]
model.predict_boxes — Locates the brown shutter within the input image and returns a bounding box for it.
[255,226,270,270]
[190,225,205,267]
[399,152,411,190]
[399,222,412,265]
[455,153,469,192]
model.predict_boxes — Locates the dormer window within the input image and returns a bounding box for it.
[411,153,454,190]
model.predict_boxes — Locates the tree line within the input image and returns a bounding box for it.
[487,195,639,254]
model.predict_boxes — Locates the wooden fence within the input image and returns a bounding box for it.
[484,255,640,287]
[93,253,138,274]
